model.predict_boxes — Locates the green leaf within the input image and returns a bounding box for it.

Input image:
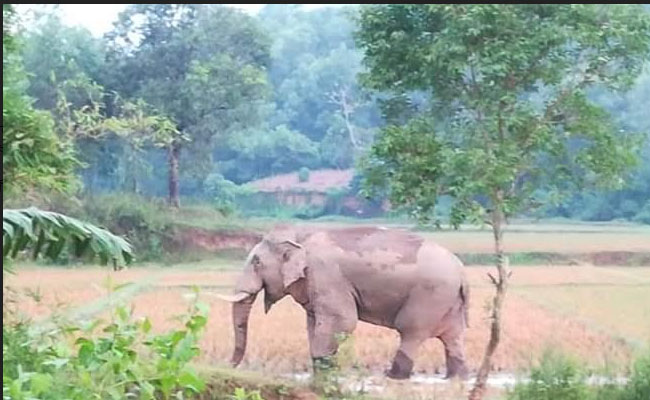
[178,369,205,393]
[142,318,152,334]
[3,208,134,269]
[29,372,54,395]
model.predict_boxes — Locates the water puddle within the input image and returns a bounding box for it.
[283,372,628,394]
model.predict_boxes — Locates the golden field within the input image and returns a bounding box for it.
[5,223,650,397]
[7,263,649,377]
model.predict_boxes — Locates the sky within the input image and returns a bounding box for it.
[16,4,351,36]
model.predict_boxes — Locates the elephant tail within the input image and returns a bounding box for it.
[460,274,470,328]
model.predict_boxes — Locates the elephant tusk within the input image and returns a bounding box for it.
[283,240,303,249]
[215,292,251,302]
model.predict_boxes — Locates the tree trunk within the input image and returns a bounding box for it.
[131,175,139,195]
[168,142,181,208]
[330,86,360,150]
[468,195,510,400]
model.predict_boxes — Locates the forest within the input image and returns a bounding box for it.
[3,4,650,400]
[4,4,649,223]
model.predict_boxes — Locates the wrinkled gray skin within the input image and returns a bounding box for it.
[220,226,469,380]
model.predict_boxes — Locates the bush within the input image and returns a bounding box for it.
[508,350,589,400]
[509,349,650,400]
[204,173,252,216]
[3,288,209,400]
[82,194,169,261]
[621,351,650,400]
[298,167,310,183]
[633,201,650,224]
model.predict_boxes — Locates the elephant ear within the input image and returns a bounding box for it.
[279,240,307,290]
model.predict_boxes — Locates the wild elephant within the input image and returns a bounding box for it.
[218,226,470,380]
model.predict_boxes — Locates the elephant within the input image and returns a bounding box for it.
[217,225,470,380]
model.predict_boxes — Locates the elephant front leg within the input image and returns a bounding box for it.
[306,312,331,374]
[387,334,425,380]
[307,312,355,376]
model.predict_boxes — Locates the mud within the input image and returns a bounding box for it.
[286,372,629,393]
[169,227,262,254]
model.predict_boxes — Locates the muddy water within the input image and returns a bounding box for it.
[284,372,629,394]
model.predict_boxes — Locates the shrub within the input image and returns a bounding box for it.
[204,173,252,216]
[633,201,650,224]
[621,351,650,400]
[298,167,310,183]
[82,194,169,261]
[2,288,209,400]
[508,350,589,400]
[230,387,265,400]
[509,349,650,400]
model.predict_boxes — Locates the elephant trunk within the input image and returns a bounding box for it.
[231,293,258,367]
[229,265,263,367]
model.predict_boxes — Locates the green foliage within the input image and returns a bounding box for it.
[230,387,264,400]
[260,5,380,148]
[508,350,589,400]
[298,167,310,183]
[633,201,650,224]
[357,4,650,226]
[360,117,448,223]
[3,5,80,197]
[508,349,650,400]
[221,125,320,183]
[106,4,271,183]
[81,194,170,261]
[204,173,253,216]
[3,207,134,271]
[21,7,106,111]
[620,351,650,400]
[2,290,209,400]
[2,89,81,196]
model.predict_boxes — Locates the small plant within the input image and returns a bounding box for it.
[2,287,209,400]
[298,167,310,183]
[508,349,589,400]
[230,387,265,400]
[621,350,650,400]
[311,333,364,399]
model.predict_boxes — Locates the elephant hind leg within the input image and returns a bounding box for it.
[388,286,458,380]
[386,333,426,380]
[439,314,469,379]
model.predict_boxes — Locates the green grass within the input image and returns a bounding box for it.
[196,366,310,400]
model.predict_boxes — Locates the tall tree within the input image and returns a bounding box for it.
[21,8,106,110]
[259,5,380,168]
[357,5,650,398]
[105,4,270,207]
[3,4,79,198]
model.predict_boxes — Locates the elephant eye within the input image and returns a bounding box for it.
[252,255,262,267]
[282,251,291,262]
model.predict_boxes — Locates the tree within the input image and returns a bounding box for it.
[105,4,270,207]
[219,125,320,183]
[3,5,80,198]
[259,5,381,169]
[21,7,106,110]
[356,5,650,398]
[560,68,650,222]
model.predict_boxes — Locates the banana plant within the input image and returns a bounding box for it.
[3,207,133,271]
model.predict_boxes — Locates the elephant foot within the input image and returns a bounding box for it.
[386,350,413,380]
[444,356,469,380]
[312,356,337,374]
